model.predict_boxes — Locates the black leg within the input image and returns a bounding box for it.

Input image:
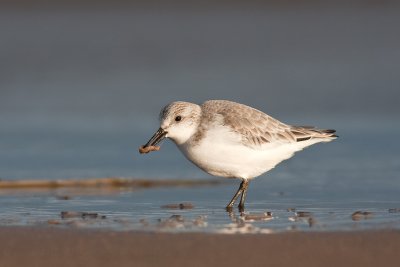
[226,179,248,211]
[226,181,243,210]
[238,180,249,212]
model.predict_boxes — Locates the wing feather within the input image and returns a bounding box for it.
[201,100,297,148]
[200,100,337,149]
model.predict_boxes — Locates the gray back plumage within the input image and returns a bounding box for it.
[200,100,336,148]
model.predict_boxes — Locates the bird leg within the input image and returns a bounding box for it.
[226,179,249,212]
[238,180,249,212]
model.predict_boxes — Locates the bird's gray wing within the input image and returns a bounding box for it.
[201,100,298,148]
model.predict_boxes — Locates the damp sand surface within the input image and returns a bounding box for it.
[0,227,399,267]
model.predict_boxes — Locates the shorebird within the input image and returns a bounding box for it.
[140,100,337,211]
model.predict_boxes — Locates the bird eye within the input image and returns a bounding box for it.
[175,116,182,122]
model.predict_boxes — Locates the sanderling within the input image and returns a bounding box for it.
[140,100,337,211]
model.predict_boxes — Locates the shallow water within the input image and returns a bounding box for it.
[0,123,399,233]
[0,3,399,233]
[1,182,400,233]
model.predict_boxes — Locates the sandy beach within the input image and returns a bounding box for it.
[0,227,399,267]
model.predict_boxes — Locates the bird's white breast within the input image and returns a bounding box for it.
[176,124,302,179]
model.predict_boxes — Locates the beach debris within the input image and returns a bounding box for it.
[139,145,160,154]
[243,212,273,222]
[56,195,71,200]
[388,208,400,213]
[351,211,373,221]
[286,207,296,212]
[60,211,107,220]
[288,211,316,227]
[161,202,194,210]
[296,211,312,218]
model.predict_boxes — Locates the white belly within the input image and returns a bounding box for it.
[176,127,305,179]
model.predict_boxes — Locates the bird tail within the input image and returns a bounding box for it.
[290,126,338,142]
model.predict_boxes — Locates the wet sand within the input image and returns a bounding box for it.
[0,227,399,267]
[0,177,221,189]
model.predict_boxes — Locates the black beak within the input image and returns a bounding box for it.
[143,127,168,148]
